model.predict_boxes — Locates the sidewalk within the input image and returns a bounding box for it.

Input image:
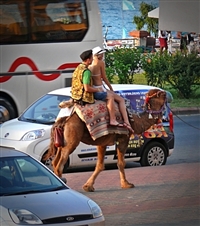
[64,162,200,226]
[171,107,200,115]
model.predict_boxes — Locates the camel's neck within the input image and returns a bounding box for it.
[130,111,162,135]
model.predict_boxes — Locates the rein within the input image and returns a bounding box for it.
[145,103,165,115]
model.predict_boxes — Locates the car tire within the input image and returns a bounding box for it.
[140,142,167,166]
[42,155,55,172]
[0,97,17,122]
[42,153,69,173]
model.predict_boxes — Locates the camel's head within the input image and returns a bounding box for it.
[144,89,166,119]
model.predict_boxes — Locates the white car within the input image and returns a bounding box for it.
[0,84,174,171]
[0,146,105,226]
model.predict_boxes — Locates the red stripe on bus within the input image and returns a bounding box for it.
[0,57,79,83]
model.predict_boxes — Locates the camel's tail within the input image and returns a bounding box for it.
[42,117,68,161]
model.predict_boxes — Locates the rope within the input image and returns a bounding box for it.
[168,106,200,130]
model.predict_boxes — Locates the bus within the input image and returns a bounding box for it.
[0,0,103,122]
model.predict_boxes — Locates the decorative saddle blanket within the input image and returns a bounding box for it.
[74,100,129,140]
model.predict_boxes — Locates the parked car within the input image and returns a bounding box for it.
[0,146,105,226]
[0,84,174,172]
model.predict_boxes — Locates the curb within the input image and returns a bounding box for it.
[171,107,200,115]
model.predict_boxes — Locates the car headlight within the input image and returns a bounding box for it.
[21,129,45,141]
[88,200,103,218]
[9,209,43,224]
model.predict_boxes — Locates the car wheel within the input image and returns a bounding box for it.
[0,97,17,122]
[42,155,54,172]
[140,142,167,166]
[41,153,69,173]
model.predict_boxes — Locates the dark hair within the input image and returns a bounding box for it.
[80,50,92,61]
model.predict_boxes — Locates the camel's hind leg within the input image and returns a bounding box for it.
[53,116,84,178]
[52,147,62,176]
[53,146,71,178]
[116,137,135,189]
[82,146,106,192]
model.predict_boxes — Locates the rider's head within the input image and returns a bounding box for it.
[93,46,106,56]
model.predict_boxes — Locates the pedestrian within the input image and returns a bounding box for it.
[89,46,134,133]
[167,31,172,54]
[187,33,195,53]
[178,31,189,53]
[158,30,168,54]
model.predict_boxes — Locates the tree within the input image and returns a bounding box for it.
[133,2,158,37]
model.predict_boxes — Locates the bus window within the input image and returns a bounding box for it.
[0,0,88,44]
[0,0,103,122]
[0,2,28,43]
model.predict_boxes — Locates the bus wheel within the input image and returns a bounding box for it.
[0,97,17,122]
[140,142,167,166]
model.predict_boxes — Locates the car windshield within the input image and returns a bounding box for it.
[0,155,68,196]
[19,94,70,124]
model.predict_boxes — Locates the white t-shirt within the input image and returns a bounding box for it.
[158,30,167,39]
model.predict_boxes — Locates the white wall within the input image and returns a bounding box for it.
[159,0,200,33]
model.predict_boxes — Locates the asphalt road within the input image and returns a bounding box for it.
[168,114,200,165]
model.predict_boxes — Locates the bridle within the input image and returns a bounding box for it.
[144,90,166,117]
[128,90,167,122]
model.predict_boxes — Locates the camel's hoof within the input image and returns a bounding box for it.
[121,183,135,189]
[82,184,95,192]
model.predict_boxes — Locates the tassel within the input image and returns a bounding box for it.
[149,113,153,119]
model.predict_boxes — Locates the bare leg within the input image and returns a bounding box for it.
[83,146,106,192]
[106,92,121,126]
[111,92,134,133]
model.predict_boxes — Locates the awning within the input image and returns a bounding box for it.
[148,1,200,33]
[148,7,159,19]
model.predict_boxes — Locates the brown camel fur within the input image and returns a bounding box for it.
[44,89,166,192]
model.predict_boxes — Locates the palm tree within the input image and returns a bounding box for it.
[133,2,158,37]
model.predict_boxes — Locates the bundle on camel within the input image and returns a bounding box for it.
[43,89,166,192]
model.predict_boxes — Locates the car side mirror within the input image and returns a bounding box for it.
[61,177,67,184]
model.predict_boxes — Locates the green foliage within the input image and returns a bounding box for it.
[166,52,200,98]
[105,49,200,99]
[140,51,171,88]
[133,2,158,37]
[133,16,144,30]
[105,48,142,84]
[140,51,200,98]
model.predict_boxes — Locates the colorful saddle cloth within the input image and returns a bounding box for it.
[74,100,129,140]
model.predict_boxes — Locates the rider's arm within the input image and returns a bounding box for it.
[100,61,113,91]
[82,70,100,93]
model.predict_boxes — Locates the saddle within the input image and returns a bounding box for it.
[74,100,130,140]
[54,99,133,146]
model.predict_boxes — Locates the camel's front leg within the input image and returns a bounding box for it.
[83,146,106,192]
[116,139,135,189]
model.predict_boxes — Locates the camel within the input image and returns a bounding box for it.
[44,89,166,192]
